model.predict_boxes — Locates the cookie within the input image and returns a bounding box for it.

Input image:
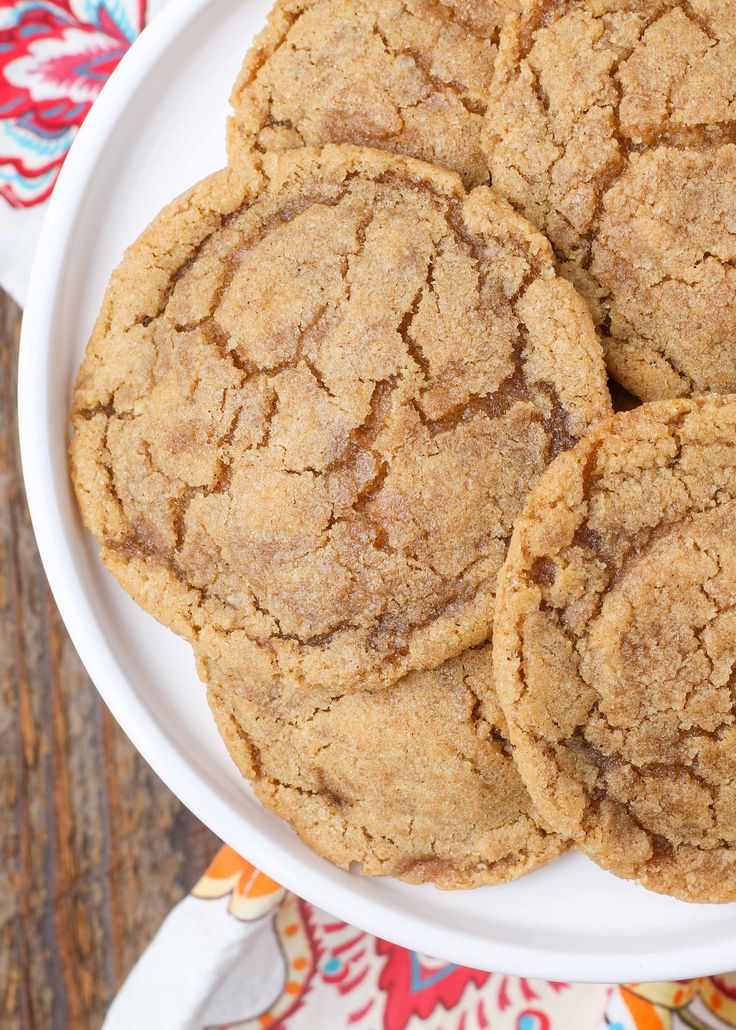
[209,643,567,886]
[494,396,736,902]
[227,0,518,188]
[484,0,736,401]
[71,144,610,695]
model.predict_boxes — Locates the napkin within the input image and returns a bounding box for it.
[102,845,736,1030]
[3,3,736,1028]
[0,0,166,305]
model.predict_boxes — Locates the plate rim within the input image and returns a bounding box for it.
[17,0,736,983]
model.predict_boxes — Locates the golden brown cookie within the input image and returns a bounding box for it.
[210,643,567,886]
[228,0,518,188]
[494,396,736,902]
[71,144,610,695]
[484,0,736,401]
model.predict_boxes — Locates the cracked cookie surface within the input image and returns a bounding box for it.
[70,145,610,695]
[494,396,736,901]
[484,0,736,401]
[209,642,567,885]
[227,0,518,188]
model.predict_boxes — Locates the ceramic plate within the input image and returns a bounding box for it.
[18,0,736,981]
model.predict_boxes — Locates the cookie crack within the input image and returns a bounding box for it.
[162,181,363,339]
[365,576,486,657]
[237,1,312,95]
[250,584,361,648]
[679,0,720,46]
[397,253,434,379]
[465,676,512,757]
[525,413,690,625]
[566,725,729,845]
[414,0,501,44]
[537,729,730,868]
[342,208,377,307]
[373,23,485,117]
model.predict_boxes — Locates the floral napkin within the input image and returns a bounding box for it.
[0,0,165,303]
[3,2,736,1027]
[102,846,736,1030]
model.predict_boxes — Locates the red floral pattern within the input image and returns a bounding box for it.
[0,0,146,206]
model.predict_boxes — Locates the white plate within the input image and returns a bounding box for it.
[18,0,736,983]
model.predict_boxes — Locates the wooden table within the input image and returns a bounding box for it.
[0,290,218,1027]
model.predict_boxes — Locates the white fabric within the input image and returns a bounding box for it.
[1,202,46,306]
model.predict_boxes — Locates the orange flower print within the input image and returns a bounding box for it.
[193,846,285,921]
[620,975,736,1029]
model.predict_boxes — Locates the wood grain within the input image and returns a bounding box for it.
[0,289,219,1028]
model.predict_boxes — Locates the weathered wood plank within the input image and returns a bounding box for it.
[0,289,219,1029]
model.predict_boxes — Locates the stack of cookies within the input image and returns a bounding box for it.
[70,0,736,903]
